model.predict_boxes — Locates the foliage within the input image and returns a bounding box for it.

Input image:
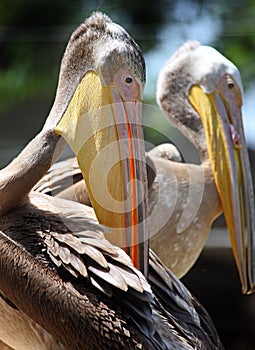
[0,0,255,112]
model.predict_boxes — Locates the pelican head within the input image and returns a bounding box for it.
[157,41,255,294]
[43,12,148,272]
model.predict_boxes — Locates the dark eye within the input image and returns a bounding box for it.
[228,82,235,89]
[125,75,133,84]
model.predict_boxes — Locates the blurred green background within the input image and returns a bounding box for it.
[1,1,255,349]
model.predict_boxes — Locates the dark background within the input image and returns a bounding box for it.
[1,1,255,348]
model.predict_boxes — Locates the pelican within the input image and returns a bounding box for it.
[155,41,255,293]
[35,41,255,294]
[0,14,223,350]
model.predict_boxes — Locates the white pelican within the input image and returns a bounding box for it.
[0,15,223,350]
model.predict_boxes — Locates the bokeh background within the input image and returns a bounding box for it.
[0,1,255,348]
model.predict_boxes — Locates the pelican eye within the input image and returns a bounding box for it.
[125,75,133,84]
[228,82,235,89]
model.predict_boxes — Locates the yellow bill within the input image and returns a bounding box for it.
[189,81,255,294]
[55,70,148,275]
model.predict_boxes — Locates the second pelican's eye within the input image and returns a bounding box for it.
[125,75,133,84]
[228,82,235,89]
